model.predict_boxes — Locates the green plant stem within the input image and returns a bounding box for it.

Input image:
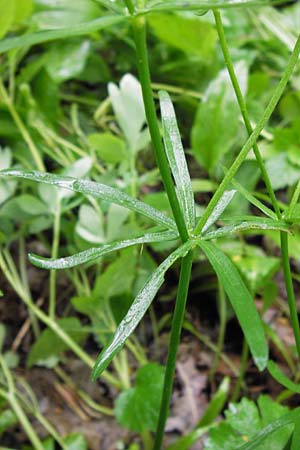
[0,356,45,450]
[131,15,189,242]
[281,232,300,357]
[0,251,121,389]
[153,251,193,450]
[194,32,300,235]
[213,9,281,219]
[49,197,62,319]
[231,340,249,402]
[214,10,300,361]
[210,282,226,382]
[289,180,300,210]
[0,81,45,172]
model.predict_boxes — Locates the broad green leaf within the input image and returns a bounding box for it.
[0,170,176,230]
[33,0,100,29]
[201,190,236,233]
[233,254,280,293]
[64,433,87,450]
[92,241,192,379]
[108,74,146,152]
[0,15,124,54]
[115,363,164,432]
[198,241,268,370]
[192,62,248,173]
[29,230,177,269]
[159,91,195,230]
[0,409,17,435]
[88,133,127,164]
[225,398,261,437]
[75,204,105,244]
[44,40,91,83]
[0,0,15,39]
[27,318,87,368]
[148,13,217,59]
[235,409,299,450]
[0,148,16,205]
[203,217,289,241]
[266,152,300,190]
[13,0,33,25]
[268,360,300,394]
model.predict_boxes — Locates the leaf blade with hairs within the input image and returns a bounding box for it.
[92,241,192,379]
[198,240,268,371]
[0,170,176,230]
[29,230,178,269]
[159,91,195,230]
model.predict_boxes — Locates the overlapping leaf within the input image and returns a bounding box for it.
[159,91,195,230]
[0,170,176,230]
[198,240,268,371]
[0,15,124,54]
[29,230,178,269]
[92,241,192,379]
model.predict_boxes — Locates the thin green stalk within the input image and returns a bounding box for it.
[194,33,300,235]
[131,14,189,242]
[0,81,45,172]
[0,356,45,450]
[0,251,121,389]
[281,232,300,358]
[209,282,227,382]
[153,252,193,450]
[289,180,300,211]
[213,10,281,219]
[49,197,62,319]
[231,340,249,402]
[214,10,300,360]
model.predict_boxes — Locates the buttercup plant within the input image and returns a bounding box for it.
[1,0,300,448]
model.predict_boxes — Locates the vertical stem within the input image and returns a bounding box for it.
[0,81,45,172]
[210,282,226,382]
[194,32,300,235]
[0,356,45,450]
[281,232,300,358]
[131,16,189,242]
[49,197,62,319]
[213,9,281,218]
[231,339,249,403]
[153,251,193,450]
[214,10,300,361]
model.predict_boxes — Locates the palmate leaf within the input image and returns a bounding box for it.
[159,91,195,231]
[92,241,193,379]
[198,240,268,371]
[0,15,124,54]
[235,409,300,450]
[0,170,176,230]
[29,230,178,269]
[203,217,290,240]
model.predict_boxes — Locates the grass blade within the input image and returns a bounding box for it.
[159,90,195,230]
[145,0,287,14]
[268,360,300,394]
[198,240,268,371]
[0,16,124,54]
[29,230,178,269]
[92,241,193,379]
[235,409,300,450]
[201,190,236,234]
[203,217,290,240]
[0,169,176,230]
